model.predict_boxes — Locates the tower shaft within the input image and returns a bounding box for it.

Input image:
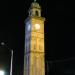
[24,1,45,75]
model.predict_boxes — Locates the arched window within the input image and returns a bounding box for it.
[39,45,42,50]
[35,11,39,16]
[34,44,36,50]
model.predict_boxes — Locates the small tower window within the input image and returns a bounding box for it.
[35,11,39,16]
[34,44,36,49]
[39,45,42,50]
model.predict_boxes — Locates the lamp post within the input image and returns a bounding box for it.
[1,42,13,75]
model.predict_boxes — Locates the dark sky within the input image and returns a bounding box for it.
[0,0,75,75]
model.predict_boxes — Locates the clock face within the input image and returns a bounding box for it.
[28,24,31,31]
[35,24,40,30]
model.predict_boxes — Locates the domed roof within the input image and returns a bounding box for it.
[31,2,41,9]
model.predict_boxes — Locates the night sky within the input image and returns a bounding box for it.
[0,0,75,75]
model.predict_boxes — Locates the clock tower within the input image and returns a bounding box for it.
[24,1,45,75]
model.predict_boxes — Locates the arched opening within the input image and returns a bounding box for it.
[35,11,39,16]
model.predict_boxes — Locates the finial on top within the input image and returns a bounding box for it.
[34,0,36,2]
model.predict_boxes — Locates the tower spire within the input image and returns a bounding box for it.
[29,0,41,17]
[34,0,36,2]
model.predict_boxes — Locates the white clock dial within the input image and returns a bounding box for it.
[35,24,40,30]
[28,24,31,31]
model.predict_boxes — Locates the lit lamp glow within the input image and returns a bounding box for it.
[0,70,5,75]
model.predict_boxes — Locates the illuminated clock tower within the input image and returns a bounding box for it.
[24,1,45,75]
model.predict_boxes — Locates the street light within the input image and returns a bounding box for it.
[0,70,5,75]
[1,42,13,75]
